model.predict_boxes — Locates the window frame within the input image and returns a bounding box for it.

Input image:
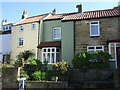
[52,27,61,39]
[20,25,24,31]
[42,47,60,64]
[18,37,24,46]
[90,21,100,36]
[31,23,36,29]
[87,46,104,53]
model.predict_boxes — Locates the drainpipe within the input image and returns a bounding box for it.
[73,21,76,56]
[37,20,43,60]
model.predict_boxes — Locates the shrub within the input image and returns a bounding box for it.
[20,69,29,79]
[0,63,14,68]
[72,51,112,69]
[72,52,91,69]
[53,61,70,76]
[32,71,47,81]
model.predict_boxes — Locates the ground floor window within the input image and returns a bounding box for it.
[108,43,120,68]
[87,46,104,53]
[109,43,120,61]
[42,47,60,64]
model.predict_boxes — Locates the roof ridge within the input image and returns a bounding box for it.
[26,13,49,19]
[83,8,119,13]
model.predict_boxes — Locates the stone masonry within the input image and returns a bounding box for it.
[75,17,120,54]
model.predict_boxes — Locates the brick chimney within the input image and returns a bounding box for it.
[52,9,56,15]
[76,4,82,13]
[1,19,8,25]
[22,10,28,19]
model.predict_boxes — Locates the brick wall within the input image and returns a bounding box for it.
[75,17,120,54]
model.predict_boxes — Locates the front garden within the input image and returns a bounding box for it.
[2,50,120,89]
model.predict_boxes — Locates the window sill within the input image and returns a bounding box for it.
[31,28,36,30]
[17,46,24,48]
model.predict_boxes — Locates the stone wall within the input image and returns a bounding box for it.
[25,81,68,89]
[75,17,120,54]
[2,67,19,89]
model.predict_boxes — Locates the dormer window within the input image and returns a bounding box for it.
[20,26,24,31]
[90,21,100,36]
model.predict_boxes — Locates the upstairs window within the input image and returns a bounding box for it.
[90,21,100,36]
[6,26,8,30]
[18,38,24,46]
[20,26,24,31]
[53,27,61,39]
[32,23,36,29]
[9,25,12,30]
[87,46,104,53]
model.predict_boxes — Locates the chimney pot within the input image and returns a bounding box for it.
[22,10,28,19]
[52,9,56,14]
[76,4,82,13]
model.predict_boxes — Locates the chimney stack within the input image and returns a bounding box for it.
[1,19,8,25]
[76,4,82,13]
[22,10,28,19]
[52,9,56,15]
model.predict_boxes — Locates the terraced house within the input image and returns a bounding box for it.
[11,10,51,60]
[11,5,120,68]
[37,12,75,64]
[0,20,12,63]
[62,7,120,68]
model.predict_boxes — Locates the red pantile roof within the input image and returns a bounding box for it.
[44,13,76,21]
[37,41,61,49]
[62,8,120,21]
[14,13,49,26]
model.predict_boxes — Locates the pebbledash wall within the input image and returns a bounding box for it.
[11,22,39,60]
[75,17,120,68]
[38,20,74,65]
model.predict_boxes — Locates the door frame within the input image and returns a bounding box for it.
[108,42,120,68]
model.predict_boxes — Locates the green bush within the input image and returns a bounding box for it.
[72,51,112,69]
[20,69,29,79]
[53,61,70,76]
[72,52,91,69]
[0,63,14,68]
[32,71,47,81]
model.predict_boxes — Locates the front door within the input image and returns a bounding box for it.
[116,47,120,68]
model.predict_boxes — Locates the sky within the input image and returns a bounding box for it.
[1,1,120,25]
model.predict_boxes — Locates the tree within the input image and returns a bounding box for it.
[17,50,34,67]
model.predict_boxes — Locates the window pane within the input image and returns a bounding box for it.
[43,49,46,52]
[48,49,50,52]
[56,53,60,62]
[91,22,98,24]
[56,49,60,52]
[89,47,94,49]
[53,27,61,39]
[43,53,46,63]
[9,26,12,30]
[96,47,102,49]
[47,53,50,63]
[91,25,98,35]
[51,53,55,63]
[52,49,55,52]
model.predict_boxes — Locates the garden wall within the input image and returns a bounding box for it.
[2,67,19,89]
[25,81,68,89]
